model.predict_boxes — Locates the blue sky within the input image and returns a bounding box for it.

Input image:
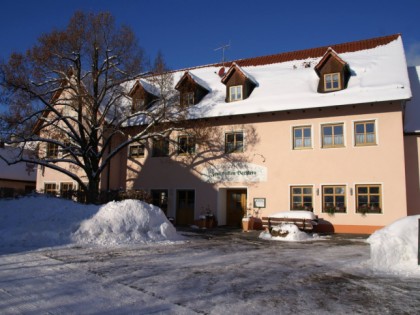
[0,0,419,70]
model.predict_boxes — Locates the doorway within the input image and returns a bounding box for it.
[226,189,247,227]
[176,190,195,226]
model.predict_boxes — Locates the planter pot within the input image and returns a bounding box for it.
[242,217,254,232]
[205,216,215,228]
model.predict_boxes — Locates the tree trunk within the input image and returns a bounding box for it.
[86,177,100,204]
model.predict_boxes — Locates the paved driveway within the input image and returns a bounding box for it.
[1,228,419,314]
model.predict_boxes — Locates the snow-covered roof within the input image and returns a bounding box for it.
[139,78,160,97]
[221,62,259,86]
[187,72,211,92]
[404,66,420,133]
[124,34,412,125]
[0,146,37,182]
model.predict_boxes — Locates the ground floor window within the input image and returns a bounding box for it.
[322,185,346,213]
[44,183,57,195]
[290,186,313,211]
[129,143,145,158]
[60,182,74,199]
[356,184,382,214]
[151,189,168,215]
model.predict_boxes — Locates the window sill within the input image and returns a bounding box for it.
[321,145,345,149]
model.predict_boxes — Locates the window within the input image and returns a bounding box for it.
[322,124,344,148]
[356,184,382,214]
[129,143,145,158]
[152,137,169,157]
[181,92,194,106]
[324,73,341,91]
[61,140,80,157]
[229,85,243,102]
[293,126,312,149]
[132,98,145,112]
[355,121,376,146]
[225,132,244,153]
[290,186,313,211]
[178,136,195,155]
[151,189,168,215]
[44,183,57,195]
[46,143,59,158]
[322,186,346,213]
[60,182,74,199]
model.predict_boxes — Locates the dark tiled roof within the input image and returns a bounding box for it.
[176,34,401,72]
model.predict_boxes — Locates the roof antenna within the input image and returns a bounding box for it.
[214,41,231,67]
[214,41,230,77]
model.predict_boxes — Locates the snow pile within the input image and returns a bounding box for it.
[73,199,182,245]
[367,215,420,276]
[0,195,182,250]
[259,223,321,242]
[269,210,317,220]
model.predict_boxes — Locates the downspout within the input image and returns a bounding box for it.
[106,139,111,191]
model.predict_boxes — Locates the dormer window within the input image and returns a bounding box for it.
[314,48,350,93]
[181,92,194,107]
[128,79,159,113]
[132,98,145,112]
[221,63,258,103]
[229,85,243,102]
[175,71,210,106]
[324,73,341,91]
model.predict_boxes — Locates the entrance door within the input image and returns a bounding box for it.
[226,189,247,227]
[176,190,195,226]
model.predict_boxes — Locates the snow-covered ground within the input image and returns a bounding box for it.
[0,196,419,314]
[0,195,182,250]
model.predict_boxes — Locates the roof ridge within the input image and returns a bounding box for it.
[168,34,401,73]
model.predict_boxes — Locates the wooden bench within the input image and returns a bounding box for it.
[262,216,317,233]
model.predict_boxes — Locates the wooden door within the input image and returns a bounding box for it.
[176,190,195,226]
[226,189,247,227]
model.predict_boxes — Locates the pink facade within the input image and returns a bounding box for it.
[36,34,420,234]
[121,102,408,233]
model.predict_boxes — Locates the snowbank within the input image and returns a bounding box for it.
[269,210,317,220]
[0,196,182,250]
[259,223,321,242]
[73,199,182,245]
[367,215,420,277]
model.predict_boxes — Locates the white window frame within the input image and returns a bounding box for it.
[324,73,341,91]
[229,85,243,102]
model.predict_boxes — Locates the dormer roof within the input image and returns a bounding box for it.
[175,71,211,92]
[128,79,160,98]
[314,48,348,76]
[221,62,258,86]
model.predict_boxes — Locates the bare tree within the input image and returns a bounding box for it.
[0,11,183,203]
